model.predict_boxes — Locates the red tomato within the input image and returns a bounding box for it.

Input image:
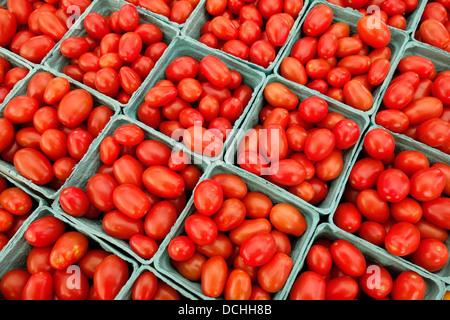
[358,221,387,246]
[13,148,54,185]
[0,9,17,47]
[358,264,393,299]
[306,245,332,276]
[113,184,151,220]
[257,252,292,293]
[329,239,366,277]
[94,255,129,300]
[376,168,410,203]
[0,118,14,154]
[49,231,89,270]
[57,89,93,128]
[266,13,291,47]
[0,187,33,216]
[409,167,446,202]
[239,232,277,267]
[326,276,359,300]
[391,270,426,300]
[87,169,119,210]
[199,55,231,88]
[357,14,391,48]
[184,214,218,246]
[142,166,185,199]
[289,271,326,300]
[356,189,390,223]
[410,238,449,272]
[25,216,65,247]
[224,269,252,301]
[59,187,91,217]
[168,235,196,262]
[0,269,30,300]
[363,128,395,160]
[53,267,89,300]
[21,271,53,300]
[303,4,333,37]
[420,19,450,49]
[214,198,246,232]
[269,203,307,237]
[19,35,55,63]
[131,271,158,300]
[304,128,335,162]
[384,222,421,256]
[333,202,362,233]
[249,40,276,68]
[422,197,450,230]
[144,200,177,240]
[102,210,144,240]
[201,256,228,298]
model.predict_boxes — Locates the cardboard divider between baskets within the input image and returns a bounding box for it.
[43,0,180,109]
[329,124,450,285]
[224,74,371,216]
[51,114,211,266]
[370,39,450,157]
[283,222,446,300]
[153,161,321,301]
[180,0,310,75]
[123,35,267,164]
[0,205,140,300]
[0,65,121,201]
[273,0,410,116]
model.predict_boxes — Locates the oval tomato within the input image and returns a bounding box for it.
[94,254,129,300]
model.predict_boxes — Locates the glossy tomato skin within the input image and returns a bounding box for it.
[185,214,218,246]
[0,269,30,300]
[94,254,129,300]
[102,210,144,240]
[239,232,277,267]
[193,179,223,216]
[358,264,393,299]
[257,252,292,293]
[201,255,228,298]
[410,238,449,272]
[49,231,89,270]
[25,216,66,247]
[384,222,421,256]
[289,271,326,300]
[391,270,426,300]
[142,166,185,199]
[329,239,366,277]
[21,271,53,300]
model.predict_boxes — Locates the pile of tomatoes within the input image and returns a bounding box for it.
[166,172,309,299]
[0,176,36,252]
[131,270,183,300]
[126,0,199,25]
[0,0,92,64]
[58,123,202,261]
[0,214,132,300]
[375,55,450,154]
[326,0,421,31]
[0,71,115,190]
[237,81,361,206]
[279,4,393,112]
[138,54,253,158]
[415,0,450,52]
[0,56,29,104]
[59,4,169,104]
[289,237,428,300]
[197,0,304,68]
[334,127,450,273]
